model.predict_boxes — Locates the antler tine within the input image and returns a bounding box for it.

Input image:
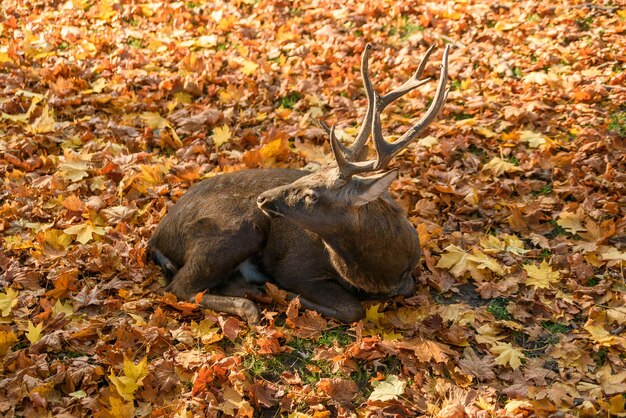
[371,44,451,170]
[378,44,436,109]
[329,125,376,179]
[343,43,376,162]
[319,119,349,155]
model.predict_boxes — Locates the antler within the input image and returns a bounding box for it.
[323,44,450,179]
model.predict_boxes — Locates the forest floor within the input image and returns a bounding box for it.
[1,0,626,417]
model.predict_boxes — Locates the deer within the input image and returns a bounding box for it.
[148,44,450,324]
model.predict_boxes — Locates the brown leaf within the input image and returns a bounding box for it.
[318,378,358,403]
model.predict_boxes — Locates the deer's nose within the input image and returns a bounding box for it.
[256,195,267,205]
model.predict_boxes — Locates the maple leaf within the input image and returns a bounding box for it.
[107,396,135,418]
[239,59,259,76]
[436,245,471,277]
[194,35,218,48]
[458,348,496,380]
[523,261,560,289]
[468,250,506,276]
[26,320,43,344]
[597,364,626,396]
[365,304,385,326]
[0,287,19,317]
[482,157,522,176]
[140,111,182,148]
[63,223,107,244]
[490,342,525,370]
[598,395,626,416]
[0,330,18,356]
[417,135,439,148]
[58,160,90,182]
[597,246,626,262]
[217,386,251,415]
[52,299,74,317]
[211,125,231,148]
[474,324,506,345]
[27,104,55,134]
[607,306,626,325]
[190,318,222,344]
[368,375,406,402]
[557,210,586,235]
[109,356,148,401]
[318,378,358,403]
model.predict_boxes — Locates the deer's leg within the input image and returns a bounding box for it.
[165,221,266,324]
[283,278,364,323]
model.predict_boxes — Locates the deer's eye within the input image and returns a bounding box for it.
[303,191,319,205]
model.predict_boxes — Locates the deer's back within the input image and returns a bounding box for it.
[150,168,309,267]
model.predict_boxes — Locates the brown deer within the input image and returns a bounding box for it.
[148,44,450,324]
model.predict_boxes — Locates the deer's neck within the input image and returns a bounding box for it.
[321,198,420,295]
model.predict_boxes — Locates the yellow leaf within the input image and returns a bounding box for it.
[482,157,522,176]
[240,59,259,76]
[123,356,148,384]
[0,48,14,64]
[98,0,117,20]
[109,374,139,401]
[258,138,289,167]
[109,357,147,402]
[190,319,222,344]
[523,261,560,289]
[26,321,43,344]
[504,399,533,413]
[597,364,626,396]
[43,229,73,250]
[597,245,626,262]
[436,245,471,277]
[474,126,497,138]
[480,235,505,253]
[365,304,385,326]
[416,135,439,148]
[0,287,19,317]
[557,210,586,235]
[90,78,107,93]
[0,330,18,355]
[63,223,105,244]
[211,125,231,148]
[598,394,626,416]
[468,250,506,276]
[140,112,182,148]
[27,104,55,134]
[503,234,528,254]
[519,130,548,148]
[194,35,217,48]
[52,299,74,317]
[490,342,525,369]
[58,160,90,182]
[475,324,506,345]
[607,306,626,325]
[108,395,135,418]
[368,375,406,401]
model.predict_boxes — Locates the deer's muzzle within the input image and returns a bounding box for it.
[257,193,282,218]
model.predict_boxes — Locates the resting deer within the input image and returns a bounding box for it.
[149,44,450,324]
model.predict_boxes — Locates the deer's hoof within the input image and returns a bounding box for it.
[238,300,262,325]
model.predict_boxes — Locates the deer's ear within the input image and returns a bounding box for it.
[351,170,397,206]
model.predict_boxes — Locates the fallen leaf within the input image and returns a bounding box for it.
[368,375,406,402]
[490,342,525,370]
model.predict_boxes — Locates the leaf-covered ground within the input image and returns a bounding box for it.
[1,0,626,417]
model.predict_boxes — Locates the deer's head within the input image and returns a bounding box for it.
[257,43,450,236]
